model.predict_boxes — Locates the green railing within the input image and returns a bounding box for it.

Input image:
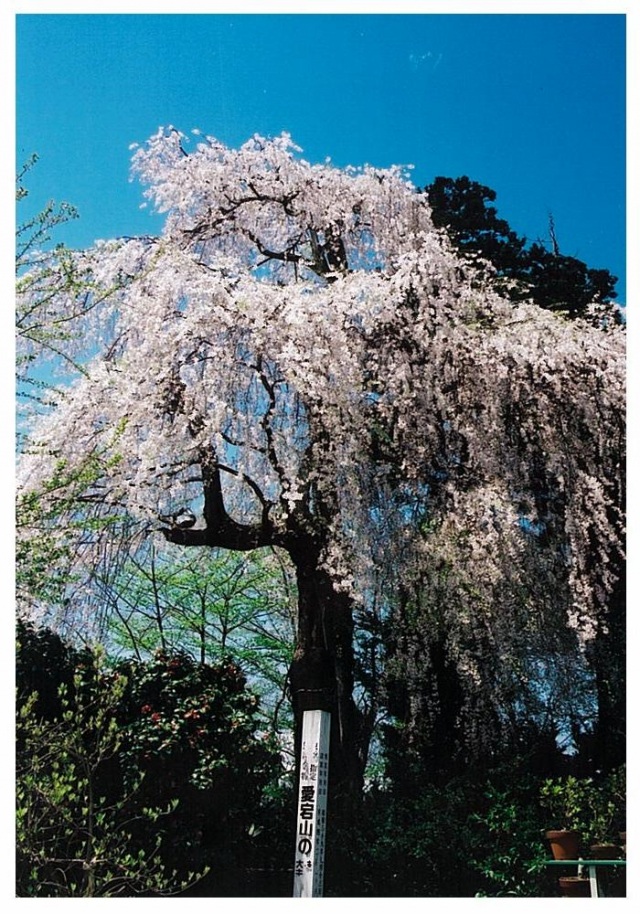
[545,859,627,898]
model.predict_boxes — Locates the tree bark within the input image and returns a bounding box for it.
[288,543,365,809]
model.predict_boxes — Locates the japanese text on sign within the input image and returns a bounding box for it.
[292,710,331,898]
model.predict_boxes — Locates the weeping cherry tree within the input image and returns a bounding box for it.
[17,127,625,803]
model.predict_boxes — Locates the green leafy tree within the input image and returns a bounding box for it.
[16,155,129,420]
[16,162,136,628]
[98,542,296,735]
[16,154,81,411]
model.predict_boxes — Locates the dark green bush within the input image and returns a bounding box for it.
[115,649,292,894]
[16,624,291,897]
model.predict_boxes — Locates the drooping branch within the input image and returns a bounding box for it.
[254,354,291,500]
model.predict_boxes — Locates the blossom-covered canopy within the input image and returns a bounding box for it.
[17,128,625,781]
[18,128,624,631]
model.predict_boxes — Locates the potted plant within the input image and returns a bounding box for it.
[540,776,588,860]
[557,875,591,897]
[544,829,580,861]
[584,767,626,858]
[541,767,626,859]
[589,842,621,860]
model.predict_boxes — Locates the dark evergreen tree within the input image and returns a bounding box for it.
[425,176,619,318]
[426,175,527,278]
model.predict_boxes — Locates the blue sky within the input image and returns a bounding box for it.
[15,8,627,302]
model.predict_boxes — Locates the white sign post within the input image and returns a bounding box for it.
[292,709,331,897]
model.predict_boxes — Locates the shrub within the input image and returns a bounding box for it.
[16,647,200,896]
[16,624,289,897]
[115,649,290,894]
[466,774,550,896]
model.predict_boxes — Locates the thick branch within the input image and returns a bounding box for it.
[246,228,304,269]
[160,449,274,551]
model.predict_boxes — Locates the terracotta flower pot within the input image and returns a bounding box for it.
[590,843,621,859]
[545,829,580,860]
[558,876,590,898]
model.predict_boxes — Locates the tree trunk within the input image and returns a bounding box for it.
[288,545,366,811]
